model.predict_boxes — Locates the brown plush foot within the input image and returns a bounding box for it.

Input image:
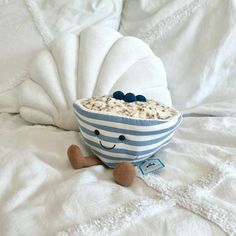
[67,144,102,169]
[113,162,135,187]
[67,145,86,169]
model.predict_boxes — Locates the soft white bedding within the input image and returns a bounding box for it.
[0,0,236,235]
[120,0,236,114]
[0,113,235,235]
[0,0,122,112]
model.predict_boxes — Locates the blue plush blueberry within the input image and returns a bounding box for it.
[136,95,146,102]
[124,93,136,103]
[113,91,125,100]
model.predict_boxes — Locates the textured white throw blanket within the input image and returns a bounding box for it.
[0,113,235,235]
[0,0,236,235]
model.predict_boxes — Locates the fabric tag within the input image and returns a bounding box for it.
[139,158,165,175]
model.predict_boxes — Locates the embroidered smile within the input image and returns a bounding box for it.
[99,141,116,150]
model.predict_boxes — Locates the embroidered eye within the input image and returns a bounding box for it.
[119,135,125,141]
[94,129,100,135]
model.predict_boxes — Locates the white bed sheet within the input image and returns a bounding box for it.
[120,0,236,114]
[0,0,236,235]
[0,0,123,113]
[0,113,235,236]
[0,0,45,95]
[31,0,123,40]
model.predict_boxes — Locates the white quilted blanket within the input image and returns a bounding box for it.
[0,113,235,235]
[0,0,236,236]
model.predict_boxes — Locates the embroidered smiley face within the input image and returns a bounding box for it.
[94,129,125,150]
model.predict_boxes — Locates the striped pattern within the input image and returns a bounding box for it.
[73,100,182,168]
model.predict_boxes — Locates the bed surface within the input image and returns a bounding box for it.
[0,0,236,235]
[0,113,235,235]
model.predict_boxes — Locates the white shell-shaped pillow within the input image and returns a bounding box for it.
[19,26,171,130]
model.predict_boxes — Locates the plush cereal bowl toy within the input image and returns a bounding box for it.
[67,91,182,186]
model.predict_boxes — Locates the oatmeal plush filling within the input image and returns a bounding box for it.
[81,95,177,120]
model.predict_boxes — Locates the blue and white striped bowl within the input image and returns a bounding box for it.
[73,99,182,168]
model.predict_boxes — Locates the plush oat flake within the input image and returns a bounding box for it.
[82,95,176,120]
